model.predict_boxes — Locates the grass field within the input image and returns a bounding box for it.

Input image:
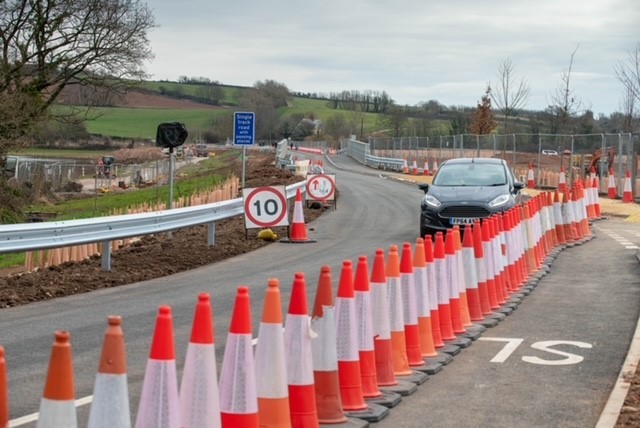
[141,81,243,105]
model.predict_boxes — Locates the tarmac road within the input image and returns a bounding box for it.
[3,153,640,427]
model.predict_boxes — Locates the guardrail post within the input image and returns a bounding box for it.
[207,222,216,246]
[101,240,111,271]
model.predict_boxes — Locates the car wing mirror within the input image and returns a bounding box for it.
[418,183,430,193]
[513,181,525,192]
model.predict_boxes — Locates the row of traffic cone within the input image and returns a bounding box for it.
[402,158,439,176]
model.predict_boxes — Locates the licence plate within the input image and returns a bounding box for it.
[450,217,475,225]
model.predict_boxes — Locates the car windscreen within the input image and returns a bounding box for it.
[432,163,507,187]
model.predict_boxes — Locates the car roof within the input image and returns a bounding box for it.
[441,157,505,165]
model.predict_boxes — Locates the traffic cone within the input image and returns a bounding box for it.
[432,159,439,175]
[88,316,130,428]
[452,226,472,327]
[623,170,633,203]
[473,221,492,316]
[423,161,430,176]
[434,233,455,341]
[180,294,221,428]
[37,331,77,428]
[281,188,316,243]
[527,164,535,189]
[562,190,577,244]
[481,218,499,309]
[489,217,507,305]
[413,238,437,357]
[608,169,618,199]
[553,191,566,246]
[411,159,418,175]
[220,287,259,427]
[335,261,368,411]
[285,273,320,427]
[386,246,412,375]
[354,256,382,398]
[136,306,180,428]
[311,266,347,424]
[369,249,397,386]
[462,225,482,321]
[444,230,465,334]
[423,237,444,348]
[558,167,567,194]
[402,158,409,174]
[399,243,424,366]
[255,280,290,428]
[585,178,596,220]
[593,177,602,218]
[1,346,7,428]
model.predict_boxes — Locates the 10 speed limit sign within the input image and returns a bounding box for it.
[242,186,289,229]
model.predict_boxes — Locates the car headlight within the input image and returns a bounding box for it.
[423,194,441,208]
[488,194,510,208]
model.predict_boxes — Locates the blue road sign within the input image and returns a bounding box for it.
[233,112,255,146]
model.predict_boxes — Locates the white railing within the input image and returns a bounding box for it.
[0,181,306,271]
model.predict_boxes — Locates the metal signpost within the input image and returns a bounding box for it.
[233,112,256,188]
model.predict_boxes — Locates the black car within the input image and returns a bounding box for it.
[419,157,524,236]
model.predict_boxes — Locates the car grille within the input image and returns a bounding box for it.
[440,206,491,218]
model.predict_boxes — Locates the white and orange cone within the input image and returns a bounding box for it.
[135,306,180,428]
[608,169,618,199]
[558,167,567,194]
[424,237,444,348]
[423,161,430,176]
[411,159,418,175]
[623,170,633,203]
[37,331,77,428]
[369,249,396,386]
[413,238,437,358]
[88,316,130,428]
[402,158,409,174]
[180,294,221,428]
[285,273,320,427]
[255,280,290,428]
[354,255,382,398]
[311,266,347,424]
[219,287,259,427]
[386,246,412,376]
[432,159,439,175]
[1,346,8,428]
[527,164,535,189]
[434,233,455,341]
[593,177,602,219]
[335,261,368,411]
[462,225,482,321]
[282,189,316,243]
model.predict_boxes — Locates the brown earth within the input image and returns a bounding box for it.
[118,90,223,109]
[0,151,637,427]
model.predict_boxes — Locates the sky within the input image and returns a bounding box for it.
[146,0,640,116]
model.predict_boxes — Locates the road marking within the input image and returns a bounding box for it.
[594,227,639,249]
[9,396,93,427]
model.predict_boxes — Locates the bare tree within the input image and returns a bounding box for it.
[619,85,638,133]
[0,0,155,153]
[615,42,640,108]
[491,58,530,135]
[548,44,583,133]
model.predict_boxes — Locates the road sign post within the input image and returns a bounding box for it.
[233,112,255,189]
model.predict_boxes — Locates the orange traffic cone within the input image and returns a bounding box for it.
[284,273,319,427]
[593,177,602,218]
[354,256,382,398]
[481,219,499,310]
[608,169,618,199]
[402,158,409,174]
[553,191,566,246]
[423,237,444,348]
[462,225,482,321]
[434,233,455,340]
[562,190,577,245]
[423,161,430,176]
[399,243,425,365]
[87,316,130,428]
[558,167,567,194]
[432,159,439,175]
[413,238,437,357]
[310,266,347,424]
[370,250,397,385]
[281,188,316,243]
[585,178,596,220]
[452,226,472,327]
[527,164,535,189]
[444,230,465,334]
[335,261,368,411]
[411,159,418,175]
[1,346,7,428]
[623,170,634,203]
[220,287,259,427]
[136,306,180,427]
[37,331,77,428]
[255,280,290,428]
[473,221,491,315]
[386,246,412,375]
[180,294,221,428]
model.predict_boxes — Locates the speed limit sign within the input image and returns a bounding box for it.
[242,186,289,229]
